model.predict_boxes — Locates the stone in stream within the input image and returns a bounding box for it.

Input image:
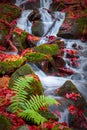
[55,80,86,109]
[51,1,87,40]
[55,80,87,129]
[28,9,41,22]
[32,21,44,37]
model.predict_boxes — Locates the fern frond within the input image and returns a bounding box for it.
[10,76,34,113]
[23,95,58,111]
[18,109,47,125]
[9,76,60,125]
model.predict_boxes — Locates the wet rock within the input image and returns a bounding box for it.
[50,1,66,11]
[20,1,40,10]
[0,3,21,23]
[55,80,86,109]
[32,21,44,37]
[71,73,82,80]
[57,17,79,39]
[0,54,26,75]
[27,34,40,47]
[9,63,34,88]
[28,9,41,22]
[23,48,53,64]
[12,27,28,51]
[34,43,60,56]
[53,55,66,68]
[0,3,21,46]
[52,39,65,49]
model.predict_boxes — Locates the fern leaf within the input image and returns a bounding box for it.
[18,109,47,125]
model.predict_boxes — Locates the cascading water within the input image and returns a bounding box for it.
[15,0,28,6]
[40,0,52,9]
[15,0,87,125]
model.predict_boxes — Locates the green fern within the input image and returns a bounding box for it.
[9,76,59,125]
[18,109,47,125]
[22,95,57,111]
[10,76,33,112]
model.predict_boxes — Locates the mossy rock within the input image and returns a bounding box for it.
[24,74,44,96]
[52,39,65,49]
[0,3,21,23]
[27,34,40,47]
[0,56,26,75]
[34,43,60,56]
[9,63,34,88]
[24,49,54,64]
[0,115,11,130]
[12,27,28,51]
[56,80,86,109]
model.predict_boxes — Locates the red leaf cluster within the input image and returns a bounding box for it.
[65,92,81,100]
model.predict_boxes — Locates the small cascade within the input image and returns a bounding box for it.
[15,0,28,6]
[17,10,32,33]
[39,8,65,37]
[59,109,69,123]
[40,0,52,9]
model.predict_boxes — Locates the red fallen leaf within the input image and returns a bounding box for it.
[68,105,78,114]
[65,92,81,101]
[58,67,75,75]
[27,34,40,41]
[62,49,78,55]
[0,45,6,51]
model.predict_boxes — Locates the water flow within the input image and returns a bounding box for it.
[40,0,52,9]
[15,0,28,6]
[17,10,32,33]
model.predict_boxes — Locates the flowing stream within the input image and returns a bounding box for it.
[15,0,87,124]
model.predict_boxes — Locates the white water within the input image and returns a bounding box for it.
[15,0,28,6]
[17,10,32,33]
[40,0,52,9]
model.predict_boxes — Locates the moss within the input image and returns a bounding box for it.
[77,16,87,35]
[12,28,28,51]
[34,44,60,56]
[9,64,34,88]
[24,50,53,63]
[24,74,44,96]
[0,115,11,130]
[0,57,26,75]
[0,3,21,22]
[57,80,79,96]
